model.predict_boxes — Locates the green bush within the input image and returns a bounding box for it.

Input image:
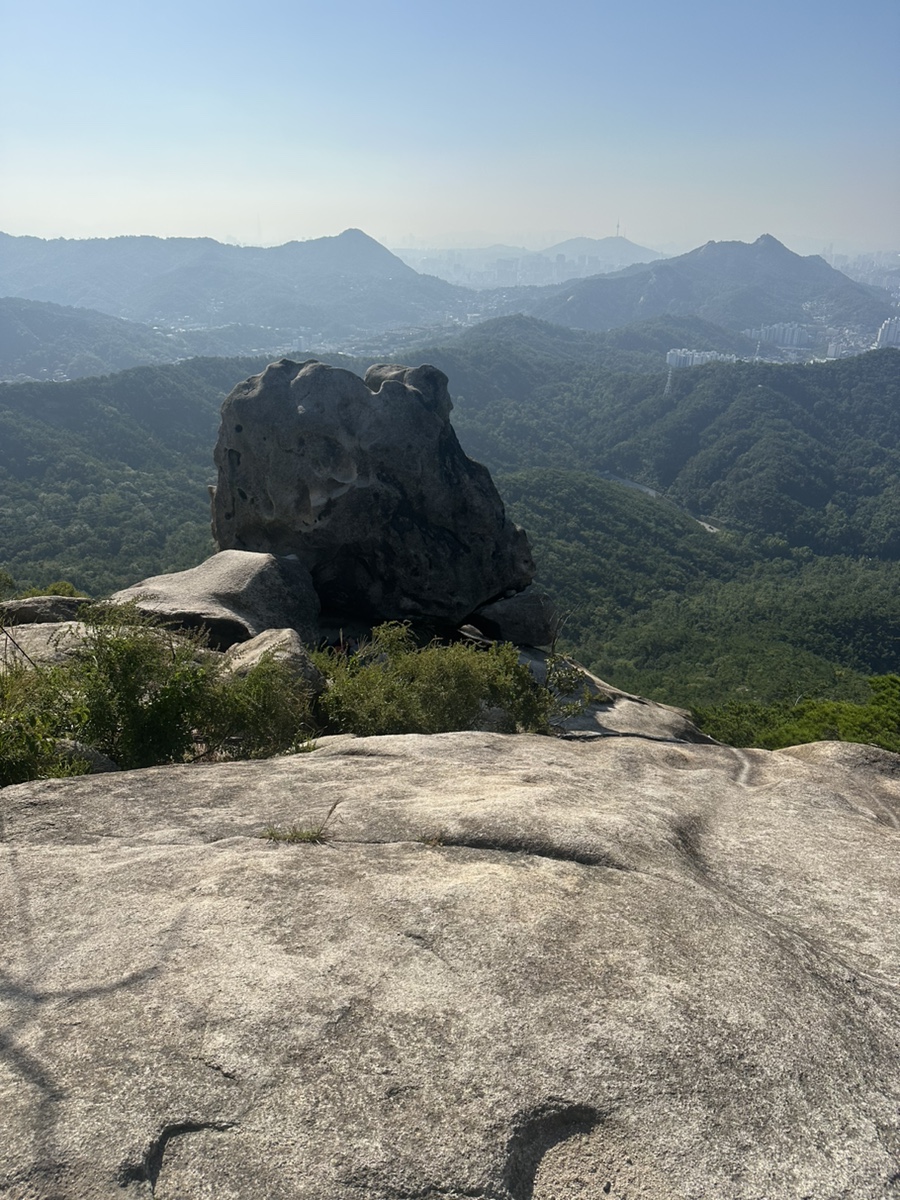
[0,605,317,781]
[1,613,583,786]
[17,580,90,598]
[0,663,84,785]
[0,711,59,786]
[312,622,550,736]
[56,603,218,769]
[207,655,316,760]
[0,706,68,786]
[693,674,900,752]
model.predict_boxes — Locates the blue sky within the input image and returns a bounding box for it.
[1,0,897,253]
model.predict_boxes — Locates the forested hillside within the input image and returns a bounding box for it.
[2,325,900,712]
[424,313,757,379]
[430,321,900,557]
[501,470,900,706]
[0,297,305,381]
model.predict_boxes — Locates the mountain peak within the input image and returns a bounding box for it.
[335,228,381,245]
[752,233,795,256]
[687,235,807,269]
[531,234,890,335]
[274,228,418,277]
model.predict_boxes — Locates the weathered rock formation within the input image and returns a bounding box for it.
[110,549,320,649]
[211,359,535,623]
[2,732,899,1197]
[0,596,89,625]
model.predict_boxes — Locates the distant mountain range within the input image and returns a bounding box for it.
[0,230,893,363]
[542,235,665,266]
[533,235,893,337]
[392,236,663,288]
[0,228,467,340]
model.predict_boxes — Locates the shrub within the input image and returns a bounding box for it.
[0,709,60,786]
[206,655,316,760]
[1,612,587,786]
[17,580,89,598]
[312,622,550,736]
[0,663,87,785]
[60,603,218,769]
[0,605,317,781]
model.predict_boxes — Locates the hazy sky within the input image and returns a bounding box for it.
[1,0,897,254]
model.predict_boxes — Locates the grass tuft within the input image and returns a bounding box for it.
[261,801,339,845]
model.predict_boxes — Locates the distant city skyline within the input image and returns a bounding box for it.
[1,0,898,256]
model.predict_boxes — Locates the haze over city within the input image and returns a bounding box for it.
[0,0,898,256]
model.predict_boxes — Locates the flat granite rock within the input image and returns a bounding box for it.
[1,732,899,1198]
[110,549,320,650]
[0,596,90,625]
[0,620,87,671]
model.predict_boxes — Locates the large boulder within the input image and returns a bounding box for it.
[110,549,320,650]
[210,359,535,623]
[2,733,899,1198]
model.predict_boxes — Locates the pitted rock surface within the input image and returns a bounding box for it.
[210,358,534,622]
[2,732,899,1198]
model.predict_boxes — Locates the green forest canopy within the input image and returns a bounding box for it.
[2,326,899,723]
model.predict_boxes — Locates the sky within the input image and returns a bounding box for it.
[1,0,898,255]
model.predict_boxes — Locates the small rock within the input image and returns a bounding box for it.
[472,585,557,647]
[54,739,119,774]
[224,628,325,697]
